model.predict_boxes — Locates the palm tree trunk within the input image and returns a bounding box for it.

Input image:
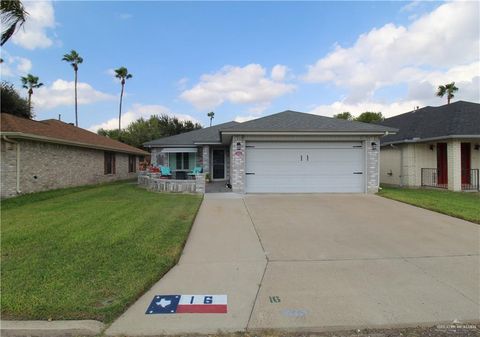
[74,69,78,126]
[447,96,451,104]
[28,91,32,113]
[119,83,124,132]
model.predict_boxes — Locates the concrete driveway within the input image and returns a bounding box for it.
[107,194,479,336]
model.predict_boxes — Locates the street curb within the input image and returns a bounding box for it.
[0,320,105,337]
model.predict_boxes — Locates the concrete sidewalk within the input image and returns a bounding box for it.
[105,194,267,336]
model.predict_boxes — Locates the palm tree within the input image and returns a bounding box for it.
[20,74,43,113]
[114,67,132,131]
[207,111,215,126]
[436,82,458,104]
[1,0,28,46]
[62,50,83,126]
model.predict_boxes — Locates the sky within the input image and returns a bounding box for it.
[1,0,479,131]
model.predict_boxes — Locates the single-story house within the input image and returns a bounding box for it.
[1,113,148,198]
[144,110,397,194]
[379,101,480,191]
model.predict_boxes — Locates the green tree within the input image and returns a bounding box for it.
[62,50,83,126]
[0,81,32,118]
[114,67,133,132]
[355,111,384,123]
[20,74,43,113]
[333,112,353,120]
[436,82,458,104]
[0,0,28,46]
[207,111,215,126]
[98,114,202,148]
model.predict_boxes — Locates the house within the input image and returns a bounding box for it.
[144,110,397,193]
[1,113,148,198]
[379,101,480,191]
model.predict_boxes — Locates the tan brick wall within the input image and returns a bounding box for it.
[1,139,139,198]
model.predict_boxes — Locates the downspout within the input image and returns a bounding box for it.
[2,136,21,194]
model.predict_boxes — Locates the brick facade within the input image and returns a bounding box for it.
[1,139,139,198]
[230,136,245,193]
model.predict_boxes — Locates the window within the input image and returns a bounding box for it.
[104,152,116,174]
[128,155,136,173]
[175,153,190,170]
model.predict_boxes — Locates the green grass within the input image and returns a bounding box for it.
[378,186,480,224]
[1,181,202,322]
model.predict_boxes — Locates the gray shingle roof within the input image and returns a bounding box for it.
[380,101,480,145]
[143,121,239,147]
[220,110,397,133]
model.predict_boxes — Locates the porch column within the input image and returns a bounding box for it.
[447,140,462,191]
[202,145,210,175]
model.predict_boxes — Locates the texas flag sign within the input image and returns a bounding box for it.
[146,295,227,314]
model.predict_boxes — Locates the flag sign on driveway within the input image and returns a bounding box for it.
[146,295,227,314]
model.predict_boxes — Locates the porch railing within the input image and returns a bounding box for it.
[421,168,447,189]
[462,169,479,191]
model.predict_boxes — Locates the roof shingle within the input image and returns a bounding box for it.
[380,101,480,145]
[1,113,148,155]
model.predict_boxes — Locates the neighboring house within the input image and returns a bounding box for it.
[144,110,396,193]
[1,113,148,198]
[379,101,480,191]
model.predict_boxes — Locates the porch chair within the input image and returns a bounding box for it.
[160,166,172,179]
[188,166,203,179]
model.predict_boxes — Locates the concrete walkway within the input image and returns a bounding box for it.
[106,194,480,336]
[106,193,266,336]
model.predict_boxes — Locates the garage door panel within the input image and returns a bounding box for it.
[245,142,365,193]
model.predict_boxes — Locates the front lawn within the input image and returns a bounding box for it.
[378,186,480,224]
[1,181,202,322]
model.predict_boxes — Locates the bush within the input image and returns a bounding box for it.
[0,81,32,119]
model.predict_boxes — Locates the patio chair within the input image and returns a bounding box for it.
[187,166,203,179]
[160,166,172,178]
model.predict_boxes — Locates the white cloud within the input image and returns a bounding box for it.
[180,64,295,110]
[0,53,32,77]
[88,104,199,131]
[33,79,115,110]
[117,13,133,20]
[271,64,289,81]
[12,1,56,50]
[234,115,258,123]
[303,1,480,104]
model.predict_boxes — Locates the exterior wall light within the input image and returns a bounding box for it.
[429,144,435,151]
[236,142,241,150]
[371,142,377,151]
[475,144,480,151]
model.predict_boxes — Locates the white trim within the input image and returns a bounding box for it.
[161,147,197,153]
[381,135,480,146]
[221,131,392,136]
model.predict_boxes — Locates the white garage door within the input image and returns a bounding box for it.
[245,142,365,193]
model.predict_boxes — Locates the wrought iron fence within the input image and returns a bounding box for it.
[462,169,479,191]
[421,168,447,189]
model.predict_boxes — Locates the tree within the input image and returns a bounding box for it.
[207,111,215,126]
[114,67,133,132]
[0,81,32,118]
[20,74,43,112]
[98,114,202,149]
[436,82,458,104]
[0,0,28,46]
[333,112,353,120]
[355,111,384,123]
[62,50,83,126]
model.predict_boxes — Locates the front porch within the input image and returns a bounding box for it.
[420,141,480,191]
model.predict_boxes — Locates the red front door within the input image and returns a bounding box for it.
[461,143,471,185]
[436,143,448,186]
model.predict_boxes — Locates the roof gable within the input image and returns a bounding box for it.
[1,113,148,155]
[221,110,397,133]
[380,101,480,144]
